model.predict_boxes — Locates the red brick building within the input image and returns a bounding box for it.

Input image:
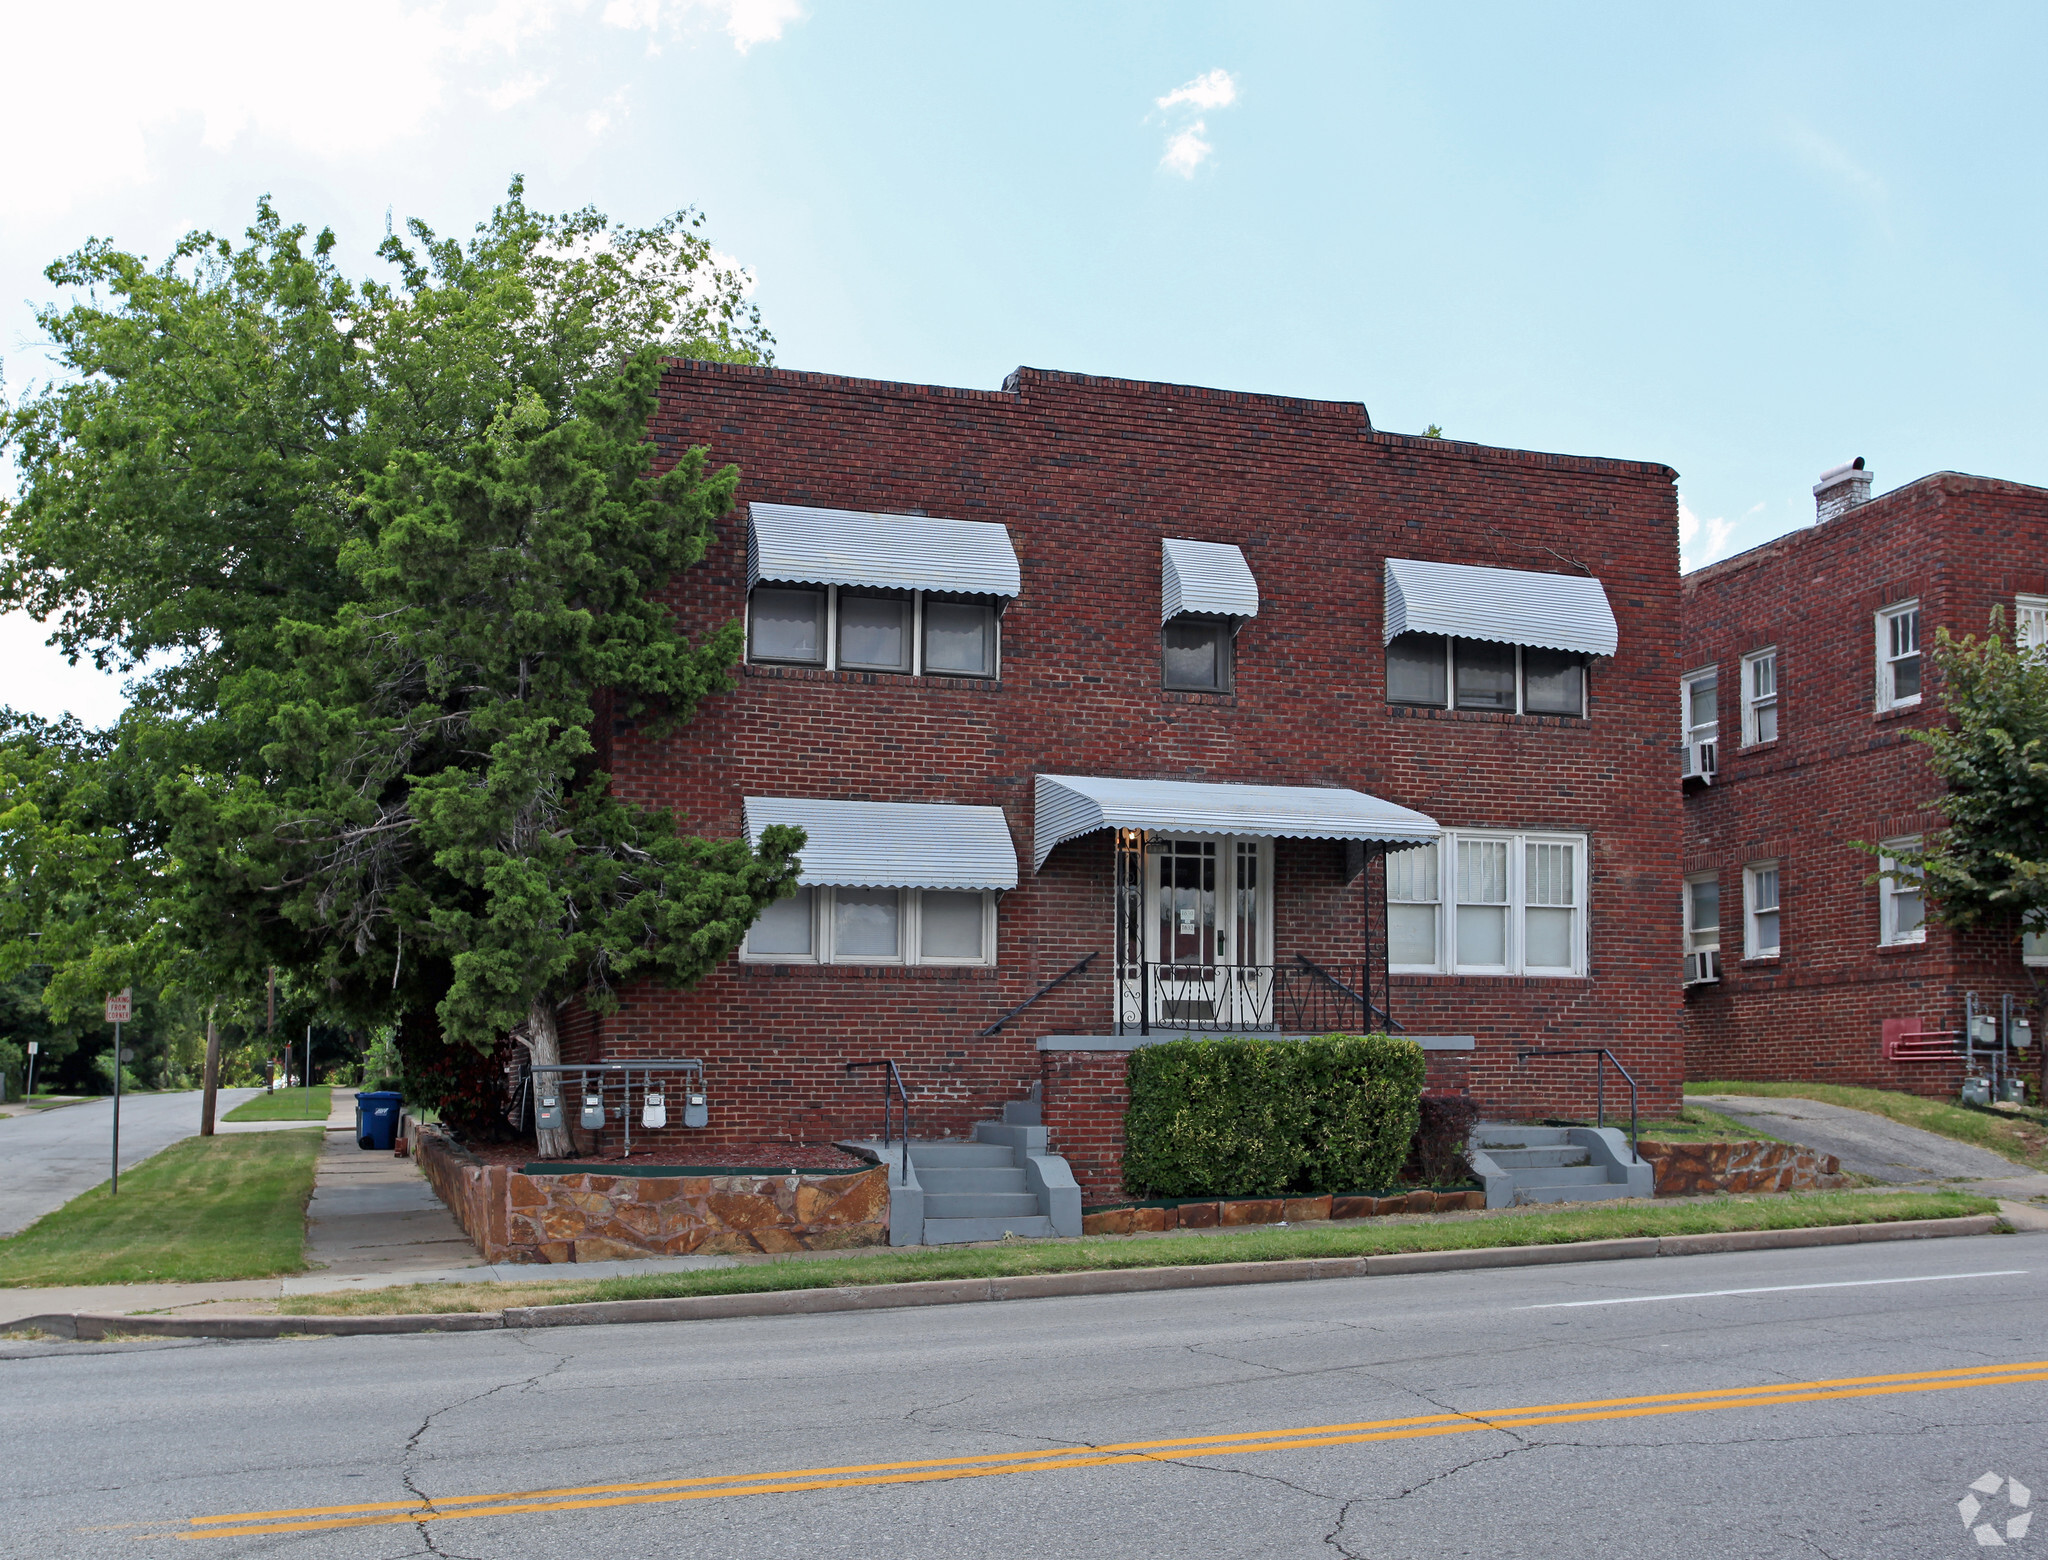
[1679,461,2048,1095]
[566,359,1687,1197]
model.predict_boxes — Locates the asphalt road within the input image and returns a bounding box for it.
[5,1234,2045,1558]
[0,1089,269,1237]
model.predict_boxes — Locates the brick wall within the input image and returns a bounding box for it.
[567,359,1686,1156]
[1680,473,2048,1091]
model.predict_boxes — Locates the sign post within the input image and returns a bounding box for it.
[199,1006,221,1137]
[23,1041,35,1100]
[105,989,132,1195]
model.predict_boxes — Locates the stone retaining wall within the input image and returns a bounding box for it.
[1080,1188,1484,1235]
[412,1128,890,1263]
[1640,1139,1852,1195]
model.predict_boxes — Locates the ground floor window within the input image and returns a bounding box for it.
[1386,830,1587,976]
[1683,871,1720,983]
[1743,862,1780,959]
[1878,838,1925,946]
[742,886,996,965]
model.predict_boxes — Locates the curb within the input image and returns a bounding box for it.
[14,1213,2003,1341]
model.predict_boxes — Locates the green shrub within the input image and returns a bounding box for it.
[1122,1033,1425,1198]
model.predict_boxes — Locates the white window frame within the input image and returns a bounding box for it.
[745,585,1001,679]
[1877,838,1926,947]
[1875,601,1921,712]
[1742,861,1780,960]
[742,886,998,966]
[2023,919,2048,968]
[1740,648,1778,747]
[1386,829,1588,977]
[1386,841,1441,972]
[2016,594,2048,659]
[1681,666,1718,776]
[1684,871,1721,956]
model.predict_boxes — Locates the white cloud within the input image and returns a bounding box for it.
[603,0,803,51]
[1785,120,1886,205]
[482,72,551,110]
[1678,497,1738,573]
[0,0,798,217]
[1161,124,1215,178]
[1152,68,1237,177]
[1156,68,1237,114]
[586,86,631,136]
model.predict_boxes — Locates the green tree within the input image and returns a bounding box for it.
[2,183,797,1149]
[1875,613,2048,959]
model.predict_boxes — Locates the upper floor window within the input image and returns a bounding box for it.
[2017,594,2047,658]
[1741,648,1778,746]
[1681,667,1718,778]
[1683,871,1721,983]
[1387,634,1587,717]
[1387,830,1587,977]
[2024,920,2047,967]
[1743,862,1780,959]
[747,586,999,678]
[1878,838,1925,946]
[1163,617,1235,692]
[1876,602,1921,710]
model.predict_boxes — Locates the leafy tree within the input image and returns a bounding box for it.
[1,183,797,1150]
[1874,613,2048,962]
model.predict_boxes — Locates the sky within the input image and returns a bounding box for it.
[4,1,2046,724]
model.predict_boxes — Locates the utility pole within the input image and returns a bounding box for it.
[199,1005,221,1136]
[265,967,276,1093]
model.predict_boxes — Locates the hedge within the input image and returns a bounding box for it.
[1122,1033,1426,1199]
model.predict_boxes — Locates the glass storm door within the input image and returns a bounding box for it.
[1120,837,1271,1030]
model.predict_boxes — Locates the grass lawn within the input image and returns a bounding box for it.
[282,1188,1996,1317]
[1616,1102,1779,1144]
[0,1129,321,1286]
[222,1086,335,1122]
[1688,1080,2048,1172]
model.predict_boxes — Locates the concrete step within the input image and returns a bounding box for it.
[916,1167,1030,1195]
[923,1215,1055,1244]
[1511,1165,1612,1187]
[1472,1125,1573,1148]
[924,1192,1044,1220]
[908,1142,1017,1169]
[1485,1147,1592,1170]
[1509,1182,1633,1204]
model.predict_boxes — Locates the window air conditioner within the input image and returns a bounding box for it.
[1682,739,1717,782]
[1684,949,1722,985]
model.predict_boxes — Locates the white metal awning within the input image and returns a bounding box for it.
[1383,558,1618,656]
[747,503,1022,598]
[1032,775,1438,870]
[743,798,1019,890]
[1161,538,1259,623]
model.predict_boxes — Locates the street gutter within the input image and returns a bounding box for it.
[13,1213,2007,1341]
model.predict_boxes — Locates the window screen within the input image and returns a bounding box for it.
[922,600,995,677]
[1454,642,1517,711]
[1522,649,1586,716]
[1164,620,1233,692]
[833,888,901,959]
[1387,633,1448,706]
[919,891,985,960]
[838,594,911,672]
[747,887,814,957]
[749,588,825,665]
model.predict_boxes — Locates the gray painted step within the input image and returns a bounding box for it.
[1510,1182,1632,1203]
[1511,1165,1612,1187]
[923,1215,1055,1243]
[1484,1147,1592,1169]
[925,1192,1044,1219]
[1472,1126,1573,1148]
[908,1143,1017,1169]
[916,1167,1030,1194]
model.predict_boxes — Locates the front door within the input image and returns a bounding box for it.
[1117,835,1272,1031]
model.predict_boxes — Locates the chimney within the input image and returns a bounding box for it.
[1813,457,1872,523]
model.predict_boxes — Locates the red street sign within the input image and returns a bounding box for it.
[104,989,133,1024]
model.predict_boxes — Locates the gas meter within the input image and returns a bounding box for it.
[580,1089,605,1130]
[536,1091,564,1131]
[683,1090,709,1129]
[642,1089,668,1129]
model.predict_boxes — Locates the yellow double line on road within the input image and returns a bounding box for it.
[180,1359,2048,1541]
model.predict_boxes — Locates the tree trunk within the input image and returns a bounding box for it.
[525,995,574,1160]
[199,1006,221,1136]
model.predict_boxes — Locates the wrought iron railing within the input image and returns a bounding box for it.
[1115,957,1385,1036]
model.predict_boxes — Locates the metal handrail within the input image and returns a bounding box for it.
[1294,954,1403,1033]
[1120,960,1379,1037]
[845,1059,911,1182]
[1515,1046,1640,1162]
[980,952,1098,1036]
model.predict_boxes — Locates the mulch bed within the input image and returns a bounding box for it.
[447,1139,869,1172]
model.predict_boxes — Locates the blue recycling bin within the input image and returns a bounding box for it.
[355,1090,403,1151]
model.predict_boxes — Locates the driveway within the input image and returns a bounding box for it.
[1693,1091,2048,1198]
[0,1089,294,1237]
